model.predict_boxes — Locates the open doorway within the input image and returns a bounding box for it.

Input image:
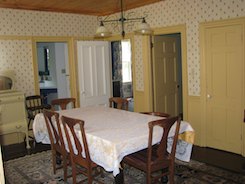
[152,33,183,117]
[111,40,134,111]
[36,42,70,105]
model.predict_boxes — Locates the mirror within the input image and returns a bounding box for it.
[0,70,15,91]
[38,47,50,76]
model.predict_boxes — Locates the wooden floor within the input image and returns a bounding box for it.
[1,141,50,161]
[192,146,245,174]
[1,142,245,174]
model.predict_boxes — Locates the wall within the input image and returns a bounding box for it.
[0,8,97,145]
[0,1,244,99]
[105,0,245,96]
[103,0,245,144]
[0,1,244,146]
[0,8,97,96]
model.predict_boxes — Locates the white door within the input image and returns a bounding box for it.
[77,41,111,107]
[152,35,182,116]
[205,24,244,154]
[54,43,70,98]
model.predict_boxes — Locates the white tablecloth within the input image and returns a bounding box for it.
[33,106,194,176]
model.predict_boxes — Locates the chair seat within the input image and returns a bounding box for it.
[122,116,181,184]
[123,147,172,173]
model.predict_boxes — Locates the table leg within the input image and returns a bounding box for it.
[114,168,124,184]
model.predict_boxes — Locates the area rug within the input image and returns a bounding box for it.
[4,150,245,184]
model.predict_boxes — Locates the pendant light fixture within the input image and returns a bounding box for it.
[95,0,152,38]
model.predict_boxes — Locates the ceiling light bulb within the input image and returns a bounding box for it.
[135,18,152,35]
[95,21,112,37]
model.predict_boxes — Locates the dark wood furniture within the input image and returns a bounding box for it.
[109,97,128,110]
[141,112,170,118]
[51,97,76,110]
[25,95,51,143]
[122,116,181,184]
[43,110,69,181]
[61,115,102,184]
[26,95,51,130]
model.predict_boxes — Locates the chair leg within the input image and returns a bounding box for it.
[72,164,77,184]
[52,151,57,174]
[63,157,67,182]
[169,173,174,184]
[87,168,93,184]
[169,165,175,184]
[28,119,32,130]
[146,171,151,184]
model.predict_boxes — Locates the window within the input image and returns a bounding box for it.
[121,40,132,83]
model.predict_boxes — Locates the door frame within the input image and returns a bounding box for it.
[104,34,135,102]
[151,25,188,120]
[200,17,245,156]
[32,36,77,102]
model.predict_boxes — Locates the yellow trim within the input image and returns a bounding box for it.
[133,35,153,112]
[143,35,153,111]
[200,17,245,155]
[31,36,78,105]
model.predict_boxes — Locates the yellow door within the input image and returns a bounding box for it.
[152,35,181,116]
[205,24,244,154]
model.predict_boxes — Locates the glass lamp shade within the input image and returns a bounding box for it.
[135,21,152,35]
[95,24,112,37]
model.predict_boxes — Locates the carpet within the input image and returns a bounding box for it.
[3,150,245,184]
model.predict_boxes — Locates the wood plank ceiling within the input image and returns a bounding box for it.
[0,0,162,16]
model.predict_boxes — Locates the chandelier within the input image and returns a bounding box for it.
[95,0,152,38]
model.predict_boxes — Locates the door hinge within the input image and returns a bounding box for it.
[151,42,154,48]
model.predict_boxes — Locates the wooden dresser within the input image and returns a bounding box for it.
[0,90,30,149]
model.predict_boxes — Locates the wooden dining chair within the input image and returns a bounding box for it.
[43,110,69,182]
[141,112,170,118]
[122,116,181,184]
[61,115,102,184]
[51,97,76,110]
[26,95,51,130]
[25,95,51,144]
[109,97,129,110]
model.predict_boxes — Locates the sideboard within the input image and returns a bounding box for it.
[0,90,30,149]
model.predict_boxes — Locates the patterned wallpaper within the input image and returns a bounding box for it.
[0,8,97,36]
[0,0,245,96]
[106,0,245,95]
[0,8,97,96]
[134,36,144,91]
[0,40,34,96]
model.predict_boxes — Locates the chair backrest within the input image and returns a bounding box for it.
[26,95,49,117]
[147,116,181,163]
[61,115,91,163]
[109,97,129,110]
[141,112,170,118]
[43,110,65,152]
[51,98,76,111]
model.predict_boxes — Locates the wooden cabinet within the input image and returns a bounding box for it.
[0,90,30,149]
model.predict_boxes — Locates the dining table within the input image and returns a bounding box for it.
[33,105,194,183]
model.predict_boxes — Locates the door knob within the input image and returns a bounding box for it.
[207,94,212,99]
